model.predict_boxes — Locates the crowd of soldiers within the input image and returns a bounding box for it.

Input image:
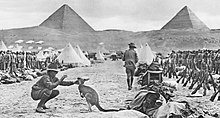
[163,49,220,101]
[0,50,54,78]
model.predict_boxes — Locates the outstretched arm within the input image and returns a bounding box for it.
[59,81,75,86]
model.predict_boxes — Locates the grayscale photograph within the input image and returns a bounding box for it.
[0,0,220,118]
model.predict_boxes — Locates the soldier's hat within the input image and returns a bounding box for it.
[47,63,59,72]
[128,42,136,48]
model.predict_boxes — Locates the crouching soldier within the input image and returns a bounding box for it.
[31,63,75,113]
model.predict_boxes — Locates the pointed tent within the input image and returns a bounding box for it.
[161,6,209,30]
[96,50,105,61]
[39,4,94,33]
[56,43,83,64]
[36,50,46,61]
[75,45,91,66]
[136,44,143,58]
[0,40,8,51]
[138,43,155,65]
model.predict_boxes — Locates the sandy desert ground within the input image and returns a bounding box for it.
[0,60,220,118]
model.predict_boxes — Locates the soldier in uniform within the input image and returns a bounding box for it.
[0,51,4,70]
[31,63,75,113]
[4,51,11,71]
[122,43,138,90]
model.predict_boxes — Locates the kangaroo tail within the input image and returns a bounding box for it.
[96,103,119,112]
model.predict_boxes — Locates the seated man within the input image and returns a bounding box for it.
[31,63,74,113]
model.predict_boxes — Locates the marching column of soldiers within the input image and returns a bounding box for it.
[163,49,220,101]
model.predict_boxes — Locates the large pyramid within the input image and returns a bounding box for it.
[39,4,95,33]
[161,6,209,30]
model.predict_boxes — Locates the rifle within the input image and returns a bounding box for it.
[191,71,207,95]
[183,69,193,87]
[188,72,200,89]
[208,73,217,92]
[210,89,220,102]
[176,66,187,83]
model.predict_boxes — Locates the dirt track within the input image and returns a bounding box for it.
[1,60,220,118]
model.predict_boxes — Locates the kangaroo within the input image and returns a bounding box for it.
[74,77,119,112]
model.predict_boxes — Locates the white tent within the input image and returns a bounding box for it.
[48,47,54,50]
[75,45,91,66]
[26,40,35,44]
[138,42,155,65]
[35,41,44,44]
[0,40,8,51]
[36,50,46,61]
[96,50,105,60]
[37,47,43,50]
[15,40,24,44]
[136,44,143,58]
[8,45,14,49]
[56,43,83,65]
[28,46,33,50]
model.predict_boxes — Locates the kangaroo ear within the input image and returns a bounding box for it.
[84,78,89,81]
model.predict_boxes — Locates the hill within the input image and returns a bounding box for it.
[96,29,220,54]
[1,27,220,54]
[0,26,100,51]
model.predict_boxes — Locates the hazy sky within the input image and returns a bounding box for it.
[0,0,220,31]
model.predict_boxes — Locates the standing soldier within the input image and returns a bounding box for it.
[4,51,11,72]
[9,52,18,77]
[122,43,138,90]
[0,51,4,70]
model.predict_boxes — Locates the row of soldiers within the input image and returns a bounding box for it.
[164,49,220,101]
[164,49,220,78]
[0,50,53,77]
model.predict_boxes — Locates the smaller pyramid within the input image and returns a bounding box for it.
[161,6,209,30]
[40,4,95,33]
[56,43,83,64]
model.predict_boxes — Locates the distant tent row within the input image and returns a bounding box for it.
[15,40,44,44]
[56,43,91,66]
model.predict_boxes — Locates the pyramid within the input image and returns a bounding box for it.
[161,6,209,30]
[56,43,83,64]
[40,4,95,33]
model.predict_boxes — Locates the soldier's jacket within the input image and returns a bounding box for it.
[4,53,11,63]
[0,54,3,63]
[123,49,138,68]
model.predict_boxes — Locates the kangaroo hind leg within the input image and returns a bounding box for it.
[86,99,92,112]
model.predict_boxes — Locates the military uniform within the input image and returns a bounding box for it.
[122,43,138,90]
